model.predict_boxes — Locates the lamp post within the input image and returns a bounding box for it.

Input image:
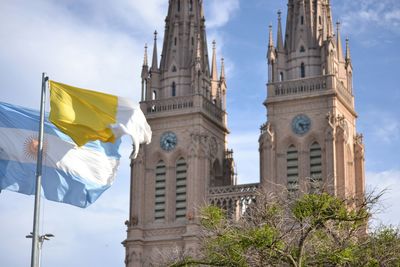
[26,233,54,267]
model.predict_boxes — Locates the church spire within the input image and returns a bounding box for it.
[143,43,148,67]
[211,40,218,81]
[220,57,226,81]
[345,37,352,65]
[276,10,284,52]
[267,24,276,65]
[151,31,158,71]
[336,22,344,62]
[141,44,149,101]
[268,24,274,48]
[211,40,219,98]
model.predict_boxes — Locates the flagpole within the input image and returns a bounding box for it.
[31,73,48,267]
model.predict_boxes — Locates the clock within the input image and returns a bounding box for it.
[292,114,311,136]
[160,131,177,151]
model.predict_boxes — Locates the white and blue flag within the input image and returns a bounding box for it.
[0,102,121,208]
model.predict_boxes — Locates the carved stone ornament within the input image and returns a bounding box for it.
[355,133,364,145]
[209,137,218,155]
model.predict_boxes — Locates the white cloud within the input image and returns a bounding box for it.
[364,111,400,144]
[337,0,400,37]
[367,170,400,226]
[205,0,240,29]
[0,2,144,111]
[0,1,240,267]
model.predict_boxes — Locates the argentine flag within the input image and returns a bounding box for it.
[0,102,121,208]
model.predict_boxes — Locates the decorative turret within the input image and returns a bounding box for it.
[141,44,149,101]
[211,40,219,98]
[276,10,284,53]
[144,0,214,100]
[345,37,353,93]
[267,24,276,82]
[220,58,227,109]
[267,0,353,84]
[151,31,158,71]
[336,22,344,63]
[345,37,352,67]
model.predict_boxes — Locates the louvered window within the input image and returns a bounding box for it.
[310,142,322,192]
[287,145,299,193]
[155,161,166,221]
[175,158,187,219]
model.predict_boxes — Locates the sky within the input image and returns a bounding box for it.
[0,0,399,266]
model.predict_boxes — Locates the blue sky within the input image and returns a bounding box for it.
[0,0,399,266]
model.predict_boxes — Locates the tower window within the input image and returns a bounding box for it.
[175,158,187,219]
[300,63,306,78]
[301,16,304,25]
[287,145,299,194]
[310,142,322,193]
[172,65,177,72]
[155,161,166,221]
[189,0,193,12]
[319,16,322,25]
[300,46,305,53]
[172,82,176,97]
[174,37,177,46]
[192,37,194,46]
[177,0,180,12]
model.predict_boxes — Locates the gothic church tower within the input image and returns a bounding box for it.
[123,0,233,265]
[259,0,365,199]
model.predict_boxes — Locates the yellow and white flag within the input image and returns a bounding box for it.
[49,81,151,158]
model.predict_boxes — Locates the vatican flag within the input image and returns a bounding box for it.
[0,102,122,207]
[49,81,151,158]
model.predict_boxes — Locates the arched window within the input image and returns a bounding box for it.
[172,65,177,72]
[152,90,157,100]
[287,145,299,193]
[172,82,176,97]
[319,16,322,25]
[279,72,284,82]
[177,0,180,12]
[189,0,193,12]
[175,158,187,219]
[174,37,177,46]
[300,46,305,53]
[301,16,304,25]
[300,63,306,78]
[155,161,166,221]
[310,142,322,193]
[191,37,194,46]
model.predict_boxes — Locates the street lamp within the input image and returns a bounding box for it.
[26,233,54,267]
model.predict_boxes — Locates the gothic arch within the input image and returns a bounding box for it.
[170,148,187,165]
[210,159,223,186]
[150,150,168,167]
[280,136,300,154]
[304,132,324,151]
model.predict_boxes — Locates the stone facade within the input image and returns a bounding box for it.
[260,0,365,200]
[123,0,365,266]
[123,1,234,266]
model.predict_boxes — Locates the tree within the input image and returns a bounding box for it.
[168,191,400,267]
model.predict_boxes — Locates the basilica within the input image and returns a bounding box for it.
[123,1,365,265]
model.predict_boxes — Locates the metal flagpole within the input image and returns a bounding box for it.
[30,73,48,267]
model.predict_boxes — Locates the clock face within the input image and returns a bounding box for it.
[292,114,311,136]
[160,131,177,151]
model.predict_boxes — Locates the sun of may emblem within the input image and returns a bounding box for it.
[23,135,47,160]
